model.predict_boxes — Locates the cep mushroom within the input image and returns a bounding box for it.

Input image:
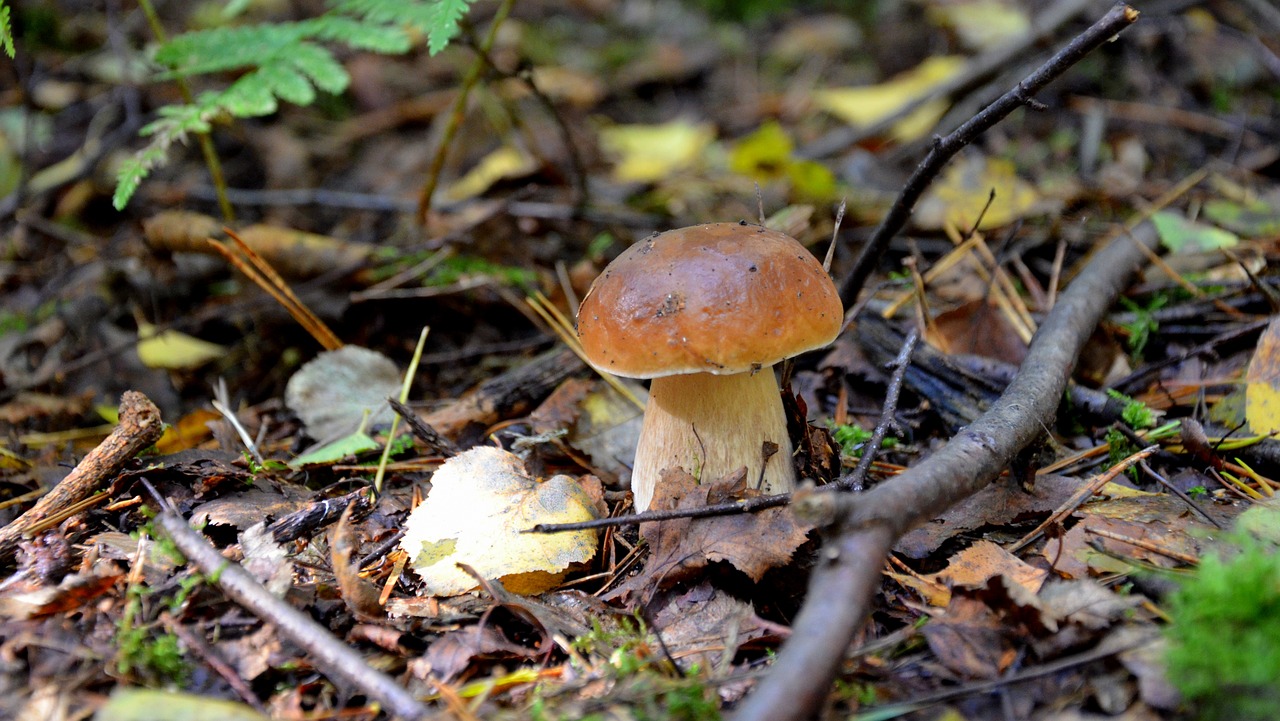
[576,222,843,512]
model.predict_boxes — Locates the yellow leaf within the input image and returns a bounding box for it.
[928,0,1030,51]
[400,447,598,597]
[728,120,794,180]
[445,146,540,201]
[915,155,1041,230]
[598,119,715,183]
[813,56,965,143]
[136,321,226,370]
[1246,316,1280,435]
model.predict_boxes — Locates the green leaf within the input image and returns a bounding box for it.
[0,3,14,59]
[287,42,350,95]
[1151,210,1240,253]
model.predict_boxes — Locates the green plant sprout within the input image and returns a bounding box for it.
[114,0,478,210]
[1117,294,1168,360]
[1105,388,1157,429]
[829,421,899,458]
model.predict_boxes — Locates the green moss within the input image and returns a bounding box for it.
[1165,509,1280,719]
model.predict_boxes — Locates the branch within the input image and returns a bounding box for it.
[838,3,1140,310]
[733,217,1160,721]
[0,391,163,565]
[154,504,434,721]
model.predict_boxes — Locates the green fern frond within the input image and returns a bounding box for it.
[1,2,14,59]
[336,0,476,55]
[114,0,480,210]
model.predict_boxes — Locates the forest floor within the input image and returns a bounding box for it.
[2,0,1280,719]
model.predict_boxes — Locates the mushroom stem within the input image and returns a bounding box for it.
[631,369,797,512]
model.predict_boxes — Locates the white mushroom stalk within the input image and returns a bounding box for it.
[632,369,795,512]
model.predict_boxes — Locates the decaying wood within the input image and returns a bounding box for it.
[422,346,584,438]
[0,391,163,566]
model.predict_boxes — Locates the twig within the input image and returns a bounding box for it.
[526,492,792,534]
[0,391,163,565]
[160,612,267,713]
[838,3,1140,310]
[733,219,1157,720]
[153,502,434,721]
[833,328,918,491]
[416,0,517,226]
[1007,444,1158,553]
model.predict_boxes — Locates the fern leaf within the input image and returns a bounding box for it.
[112,101,219,210]
[422,0,470,55]
[155,24,310,76]
[287,43,351,95]
[0,3,13,59]
[311,16,409,53]
[334,0,475,55]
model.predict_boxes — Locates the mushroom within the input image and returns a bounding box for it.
[576,222,843,512]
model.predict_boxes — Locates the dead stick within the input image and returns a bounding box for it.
[153,504,434,721]
[833,328,919,491]
[0,391,162,565]
[732,209,1159,721]
[838,3,1140,310]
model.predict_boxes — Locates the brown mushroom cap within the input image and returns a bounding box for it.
[577,222,843,378]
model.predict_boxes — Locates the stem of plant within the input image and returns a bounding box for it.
[415,0,517,226]
[136,0,234,222]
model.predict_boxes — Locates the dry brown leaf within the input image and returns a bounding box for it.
[926,540,1047,605]
[922,595,1015,679]
[650,581,771,671]
[928,299,1028,365]
[633,468,813,589]
[423,625,539,682]
[897,474,1079,558]
[331,504,383,620]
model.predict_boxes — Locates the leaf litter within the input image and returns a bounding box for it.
[1,1,1278,719]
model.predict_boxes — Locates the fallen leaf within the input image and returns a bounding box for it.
[897,474,1079,558]
[728,121,836,199]
[927,0,1030,50]
[95,689,267,721]
[0,570,122,619]
[814,56,965,143]
[424,624,540,682]
[627,468,812,590]
[927,540,1047,598]
[331,504,383,620]
[650,581,771,670]
[288,429,381,468]
[445,145,540,201]
[399,447,599,597]
[284,345,401,442]
[927,299,1028,365]
[598,119,715,184]
[1202,193,1280,238]
[1245,316,1280,435]
[135,321,226,370]
[922,595,1015,679]
[1151,210,1240,253]
[915,155,1042,231]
